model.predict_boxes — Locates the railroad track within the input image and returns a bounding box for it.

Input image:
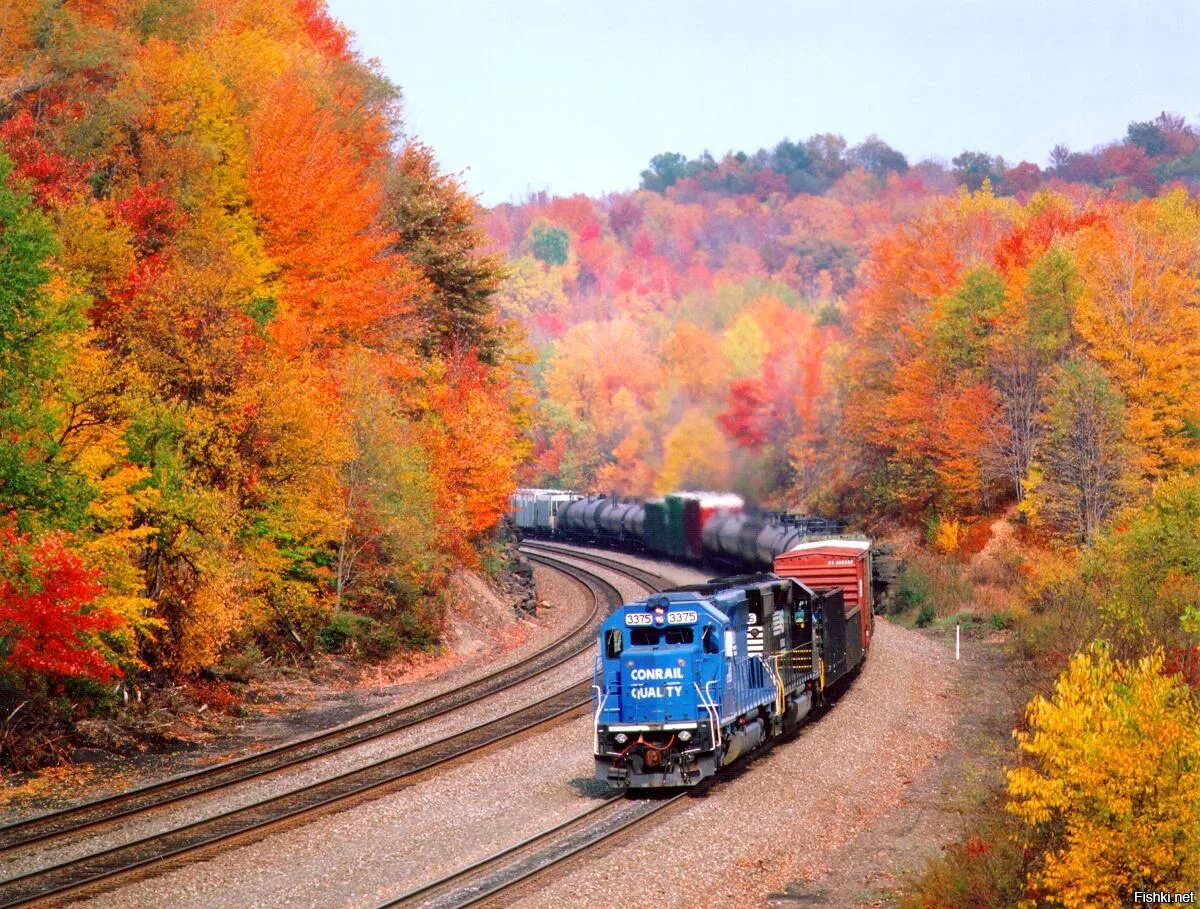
[519,541,670,592]
[376,791,688,908]
[0,558,615,861]
[0,554,647,908]
[367,550,694,909]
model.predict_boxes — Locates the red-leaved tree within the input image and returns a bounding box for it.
[0,528,120,683]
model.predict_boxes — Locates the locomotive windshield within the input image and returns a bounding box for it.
[604,628,622,658]
[629,626,693,646]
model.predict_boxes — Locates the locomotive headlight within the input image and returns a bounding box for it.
[614,732,629,744]
[678,730,692,742]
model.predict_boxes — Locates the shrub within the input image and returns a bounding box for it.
[316,607,440,658]
[222,643,266,677]
[989,611,1015,630]
[892,554,975,622]
[915,604,936,627]
[898,832,1025,909]
[1081,473,1200,659]
[362,622,402,660]
[0,528,120,684]
[939,610,984,628]
[893,563,931,614]
[934,517,963,554]
[316,611,373,653]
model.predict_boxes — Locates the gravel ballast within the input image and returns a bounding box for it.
[17,561,631,906]
[23,551,1004,909]
[2,563,612,882]
[67,714,606,909]
[518,617,966,909]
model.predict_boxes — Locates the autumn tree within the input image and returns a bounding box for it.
[1025,360,1130,542]
[0,155,89,526]
[639,152,694,192]
[657,409,731,493]
[952,151,1003,192]
[0,0,532,690]
[386,143,508,363]
[1126,119,1168,157]
[248,74,416,355]
[1073,193,1200,479]
[803,133,848,190]
[848,136,908,177]
[771,140,811,177]
[1081,473,1200,660]
[528,222,569,266]
[933,268,1006,372]
[986,246,1078,501]
[1008,645,1200,907]
[0,528,119,683]
[336,355,441,615]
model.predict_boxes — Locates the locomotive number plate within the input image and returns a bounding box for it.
[625,613,653,626]
[667,610,697,625]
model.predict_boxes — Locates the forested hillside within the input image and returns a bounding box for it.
[0,0,528,729]
[497,116,1200,517]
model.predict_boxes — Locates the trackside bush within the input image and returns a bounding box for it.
[893,563,931,614]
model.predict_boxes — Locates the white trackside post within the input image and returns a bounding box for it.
[956,623,960,661]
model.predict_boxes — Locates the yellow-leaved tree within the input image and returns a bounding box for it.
[1006,644,1200,908]
[656,409,731,493]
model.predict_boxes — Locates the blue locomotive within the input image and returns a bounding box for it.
[593,575,849,788]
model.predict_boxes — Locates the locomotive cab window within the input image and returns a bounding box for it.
[630,627,694,646]
[605,628,623,658]
[701,625,720,654]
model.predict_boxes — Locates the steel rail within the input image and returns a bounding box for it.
[378,795,626,907]
[519,541,669,591]
[0,555,648,908]
[377,791,690,909]
[0,556,614,858]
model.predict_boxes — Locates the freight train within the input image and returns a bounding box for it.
[510,489,847,571]
[511,488,877,788]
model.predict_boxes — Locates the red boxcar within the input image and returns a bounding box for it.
[773,540,874,661]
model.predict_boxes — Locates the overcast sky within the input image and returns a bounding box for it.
[327,0,1200,205]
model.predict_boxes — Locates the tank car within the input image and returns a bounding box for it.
[593,576,849,788]
[596,500,632,536]
[558,495,608,537]
[623,503,646,539]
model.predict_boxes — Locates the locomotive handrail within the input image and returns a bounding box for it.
[591,684,608,755]
[697,681,721,749]
[771,644,816,695]
[762,655,785,716]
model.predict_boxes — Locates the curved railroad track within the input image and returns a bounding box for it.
[0,553,654,909]
[0,558,611,860]
[518,540,671,592]
[367,546,700,909]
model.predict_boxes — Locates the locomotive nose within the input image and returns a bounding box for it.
[620,651,695,724]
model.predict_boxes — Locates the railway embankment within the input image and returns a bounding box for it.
[2,545,1021,909]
